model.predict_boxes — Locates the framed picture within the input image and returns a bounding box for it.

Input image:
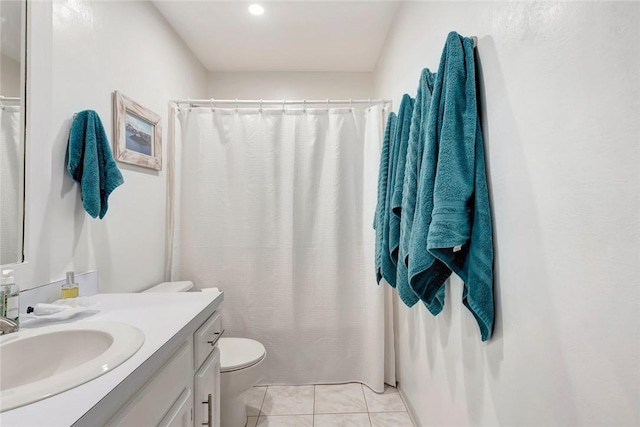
[113,91,162,170]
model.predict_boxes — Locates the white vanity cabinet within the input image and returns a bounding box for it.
[104,309,223,427]
[0,293,224,427]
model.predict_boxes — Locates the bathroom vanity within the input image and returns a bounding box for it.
[0,291,223,427]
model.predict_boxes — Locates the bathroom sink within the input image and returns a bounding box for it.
[0,321,145,412]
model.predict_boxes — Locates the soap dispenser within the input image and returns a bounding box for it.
[1,269,19,324]
[61,271,79,299]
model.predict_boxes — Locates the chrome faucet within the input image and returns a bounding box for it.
[0,316,19,335]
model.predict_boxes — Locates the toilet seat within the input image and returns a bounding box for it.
[219,338,266,373]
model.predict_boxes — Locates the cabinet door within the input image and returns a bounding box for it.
[106,340,193,427]
[195,347,220,427]
[159,388,193,427]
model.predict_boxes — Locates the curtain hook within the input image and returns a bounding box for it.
[282,99,286,113]
[259,98,263,114]
[303,99,306,114]
[210,98,215,111]
[235,98,239,112]
[326,98,329,111]
[187,97,192,112]
[349,98,353,112]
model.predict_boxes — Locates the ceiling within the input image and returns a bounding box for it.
[152,1,400,72]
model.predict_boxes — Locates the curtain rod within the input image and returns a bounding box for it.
[170,98,392,107]
[0,96,21,102]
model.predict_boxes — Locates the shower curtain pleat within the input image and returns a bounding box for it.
[169,106,394,391]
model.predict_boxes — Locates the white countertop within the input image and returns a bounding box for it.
[0,291,223,427]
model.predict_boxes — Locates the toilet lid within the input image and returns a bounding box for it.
[219,337,266,372]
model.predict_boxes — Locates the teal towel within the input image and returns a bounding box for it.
[67,110,124,219]
[397,69,439,307]
[407,72,454,315]
[374,113,398,285]
[426,32,495,341]
[389,95,414,263]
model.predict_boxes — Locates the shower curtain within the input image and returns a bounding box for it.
[168,105,395,390]
[0,106,24,263]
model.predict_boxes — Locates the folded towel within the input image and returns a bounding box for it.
[426,32,495,341]
[374,113,398,285]
[200,287,221,293]
[396,70,437,307]
[67,110,124,219]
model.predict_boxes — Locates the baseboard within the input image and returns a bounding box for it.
[397,383,420,427]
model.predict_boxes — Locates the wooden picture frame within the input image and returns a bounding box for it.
[113,91,162,170]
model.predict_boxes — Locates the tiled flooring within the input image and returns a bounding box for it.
[242,383,414,427]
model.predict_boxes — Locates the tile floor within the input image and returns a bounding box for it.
[242,383,414,427]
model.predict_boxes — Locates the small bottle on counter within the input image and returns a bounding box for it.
[61,271,79,299]
[1,269,20,324]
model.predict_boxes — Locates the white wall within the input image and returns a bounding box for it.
[374,2,639,426]
[13,1,207,293]
[208,71,373,101]
[1,54,21,96]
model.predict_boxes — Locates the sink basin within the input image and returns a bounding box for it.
[0,321,145,412]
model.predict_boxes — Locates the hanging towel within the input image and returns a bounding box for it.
[374,113,398,286]
[396,69,440,307]
[389,94,414,263]
[426,32,495,341]
[407,71,454,316]
[67,110,124,219]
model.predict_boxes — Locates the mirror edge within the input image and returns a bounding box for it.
[1,0,28,268]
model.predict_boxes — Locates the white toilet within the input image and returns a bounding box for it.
[144,282,267,427]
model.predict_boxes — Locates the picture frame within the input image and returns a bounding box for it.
[113,91,162,170]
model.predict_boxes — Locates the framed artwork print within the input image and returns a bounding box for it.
[113,91,162,170]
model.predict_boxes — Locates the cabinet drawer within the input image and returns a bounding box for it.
[194,311,223,368]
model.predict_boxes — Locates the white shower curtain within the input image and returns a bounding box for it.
[0,106,24,264]
[169,105,394,391]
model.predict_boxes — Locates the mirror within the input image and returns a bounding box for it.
[0,0,26,265]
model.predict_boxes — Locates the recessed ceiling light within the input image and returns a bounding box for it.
[248,4,265,16]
